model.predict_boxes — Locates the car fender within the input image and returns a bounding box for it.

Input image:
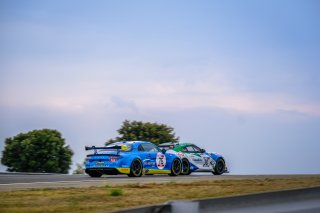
[208,152,224,162]
[121,154,142,168]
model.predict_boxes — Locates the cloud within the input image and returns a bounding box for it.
[123,78,320,117]
[105,96,138,112]
[1,61,319,118]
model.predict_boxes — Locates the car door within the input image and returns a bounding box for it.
[191,145,215,171]
[185,145,205,169]
[140,143,163,171]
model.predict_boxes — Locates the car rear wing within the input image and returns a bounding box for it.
[85,146,122,151]
[158,142,178,149]
[85,145,123,155]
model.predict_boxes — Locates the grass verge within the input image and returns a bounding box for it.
[1,176,320,213]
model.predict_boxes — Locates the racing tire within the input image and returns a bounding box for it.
[87,171,102,178]
[128,159,143,177]
[213,158,225,175]
[181,159,191,175]
[168,158,181,176]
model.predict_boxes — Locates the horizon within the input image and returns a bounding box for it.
[1,0,320,174]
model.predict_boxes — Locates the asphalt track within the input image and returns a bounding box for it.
[0,173,230,191]
[0,173,319,191]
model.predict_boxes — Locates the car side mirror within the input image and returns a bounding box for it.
[200,149,206,153]
[161,149,166,154]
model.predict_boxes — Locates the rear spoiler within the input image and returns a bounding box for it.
[158,142,178,148]
[85,146,122,151]
[85,145,123,155]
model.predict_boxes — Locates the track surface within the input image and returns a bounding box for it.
[0,173,319,191]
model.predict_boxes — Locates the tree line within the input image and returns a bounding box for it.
[1,120,179,173]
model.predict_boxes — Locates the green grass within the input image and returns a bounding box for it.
[110,188,123,196]
[0,176,320,213]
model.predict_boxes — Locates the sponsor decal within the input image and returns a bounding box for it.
[191,154,203,162]
[143,159,156,167]
[95,161,108,167]
[96,161,104,165]
[156,152,166,169]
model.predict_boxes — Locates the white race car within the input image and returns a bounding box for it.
[159,142,228,175]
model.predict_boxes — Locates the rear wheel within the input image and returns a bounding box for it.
[169,158,181,176]
[128,159,143,177]
[181,159,191,175]
[87,171,102,178]
[213,158,225,175]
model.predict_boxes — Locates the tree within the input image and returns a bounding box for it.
[73,162,85,174]
[1,129,73,173]
[106,120,179,145]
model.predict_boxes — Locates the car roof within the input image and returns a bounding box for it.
[177,142,193,146]
[110,141,155,149]
[113,141,151,144]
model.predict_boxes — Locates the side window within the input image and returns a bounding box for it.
[138,145,144,152]
[192,145,202,153]
[181,147,188,152]
[186,146,195,152]
[141,143,160,152]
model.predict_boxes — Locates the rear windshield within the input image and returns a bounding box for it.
[105,142,133,152]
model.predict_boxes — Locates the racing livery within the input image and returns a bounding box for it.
[159,142,228,175]
[85,141,182,177]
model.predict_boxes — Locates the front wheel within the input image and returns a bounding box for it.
[128,159,143,177]
[168,158,181,176]
[213,158,225,175]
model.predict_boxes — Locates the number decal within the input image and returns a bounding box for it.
[156,152,166,169]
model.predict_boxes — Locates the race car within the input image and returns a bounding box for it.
[159,142,228,175]
[85,141,182,177]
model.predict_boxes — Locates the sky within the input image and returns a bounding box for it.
[1,0,319,174]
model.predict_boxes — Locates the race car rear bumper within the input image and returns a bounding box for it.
[85,167,130,175]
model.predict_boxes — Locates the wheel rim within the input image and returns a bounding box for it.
[173,159,181,174]
[182,160,189,174]
[216,160,224,173]
[132,160,141,175]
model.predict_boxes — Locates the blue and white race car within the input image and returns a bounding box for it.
[159,142,228,175]
[85,141,182,177]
